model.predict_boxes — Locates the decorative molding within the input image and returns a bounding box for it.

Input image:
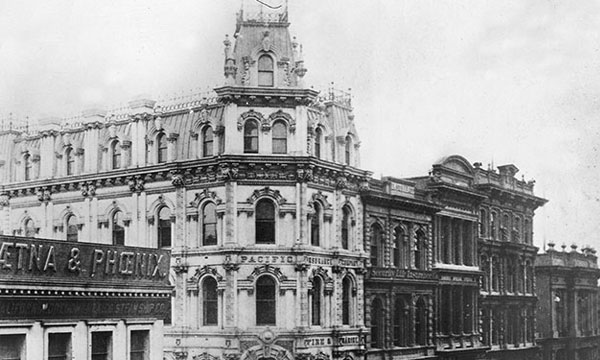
[238,109,267,131]
[247,187,287,206]
[189,188,222,208]
[248,264,287,282]
[268,110,295,133]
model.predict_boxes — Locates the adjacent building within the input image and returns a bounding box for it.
[535,244,600,360]
[0,235,170,359]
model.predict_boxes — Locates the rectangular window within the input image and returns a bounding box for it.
[91,331,112,360]
[0,334,25,360]
[48,332,71,360]
[130,330,149,360]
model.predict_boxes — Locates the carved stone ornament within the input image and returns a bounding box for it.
[247,264,287,282]
[190,188,223,207]
[247,187,287,206]
[310,191,332,209]
[268,110,295,133]
[296,166,314,182]
[128,175,145,194]
[0,192,10,207]
[171,171,186,188]
[238,109,267,131]
[194,352,220,360]
[218,162,239,181]
[37,187,52,203]
[189,265,224,284]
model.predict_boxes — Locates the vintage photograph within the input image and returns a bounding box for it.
[0,1,598,359]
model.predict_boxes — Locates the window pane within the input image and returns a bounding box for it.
[25,219,36,237]
[341,207,350,250]
[91,332,112,360]
[258,55,273,70]
[272,120,287,153]
[256,200,275,244]
[48,333,71,360]
[311,278,321,325]
[311,204,320,246]
[244,122,259,153]
[112,142,121,169]
[256,276,276,325]
[314,128,322,158]
[67,216,78,242]
[66,148,75,175]
[112,211,125,246]
[0,334,25,360]
[203,203,217,246]
[203,278,218,325]
[158,207,171,248]
[157,134,168,163]
[130,330,149,360]
[203,127,214,157]
[342,277,350,325]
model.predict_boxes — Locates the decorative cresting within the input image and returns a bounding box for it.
[241,344,294,360]
[238,109,268,131]
[238,264,296,295]
[187,265,225,293]
[309,267,334,295]
[239,186,296,218]
[268,110,295,133]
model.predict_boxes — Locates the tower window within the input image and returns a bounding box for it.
[244,121,259,153]
[345,135,352,165]
[157,133,168,164]
[66,215,78,242]
[256,276,276,325]
[272,121,287,154]
[202,127,214,157]
[314,127,322,158]
[258,55,274,87]
[111,141,121,170]
[112,211,125,246]
[255,199,275,244]
[202,202,217,246]
[66,147,75,175]
[24,154,32,180]
[157,206,172,248]
[202,277,218,326]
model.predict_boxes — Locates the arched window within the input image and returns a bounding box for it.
[502,214,510,241]
[415,229,426,269]
[112,211,125,245]
[524,219,531,244]
[314,127,322,158]
[393,297,408,347]
[311,202,321,246]
[370,223,383,267]
[258,55,274,87]
[513,216,521,242]
[256,199,275,244]
[342,276,352,325]
[393,226,404,268]
[24,219,36,237]
[202,277,218,326]
[479,209,487,237]
[256,276,276,325]
[416,297,428,346]
[66,215,78,242]
[111,141,121,170]
[344,135,352,165]
[525,262,533,294]
[202,202,217,246]
[244,121,259,154]
[24,154,32,180]
[202,127,213,157]
[490,211,497,240]
[157,206,172,248]
[492,257,500,292]
[157,133,168,164]
[370,298,384,348]
[481,256,490,292]
[341,206,351,250]
[66,147,75,176]
[311,277,322,326]
[272,121,287,154]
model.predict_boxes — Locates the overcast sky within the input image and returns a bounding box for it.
[1,0,599,251]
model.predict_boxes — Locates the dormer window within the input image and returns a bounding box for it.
[258,55,274,87]
[66,147,75,175]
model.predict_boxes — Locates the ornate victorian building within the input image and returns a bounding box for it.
[0,2,370,360]
[535,244,600,360]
